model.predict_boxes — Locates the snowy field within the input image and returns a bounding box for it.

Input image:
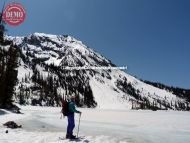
[0,106,190,143]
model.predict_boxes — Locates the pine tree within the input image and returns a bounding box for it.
[0,44,18,108]
[0,5,6,42]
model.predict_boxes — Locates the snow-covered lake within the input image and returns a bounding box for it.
[0,106,190,143]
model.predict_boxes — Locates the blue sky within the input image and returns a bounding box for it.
[1,0,190,88]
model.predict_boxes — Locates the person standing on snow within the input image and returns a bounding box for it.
[66,95,81,139]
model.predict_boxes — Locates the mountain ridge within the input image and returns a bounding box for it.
[1,32,189,110]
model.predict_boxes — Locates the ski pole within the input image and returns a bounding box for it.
[60,113,63,119]
[77,113,81,138]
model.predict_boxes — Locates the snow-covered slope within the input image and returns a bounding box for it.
[7,33,189,110]
[1,106,190,143]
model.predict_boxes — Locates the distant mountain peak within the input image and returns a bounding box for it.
[1,32,189,110]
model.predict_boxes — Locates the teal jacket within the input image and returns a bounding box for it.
[68,101,81,114]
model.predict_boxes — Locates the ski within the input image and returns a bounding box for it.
[59,136,84,141]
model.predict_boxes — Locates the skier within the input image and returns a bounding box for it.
[66,95,82,139]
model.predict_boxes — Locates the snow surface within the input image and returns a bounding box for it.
[1,106,190,143]
[90,77,131,109]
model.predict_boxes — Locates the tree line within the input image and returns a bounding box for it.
[0,39,19,109]
[16,52,97,108]
[116,78,190,111]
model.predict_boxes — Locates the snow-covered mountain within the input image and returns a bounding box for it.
[6,33,189,110]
